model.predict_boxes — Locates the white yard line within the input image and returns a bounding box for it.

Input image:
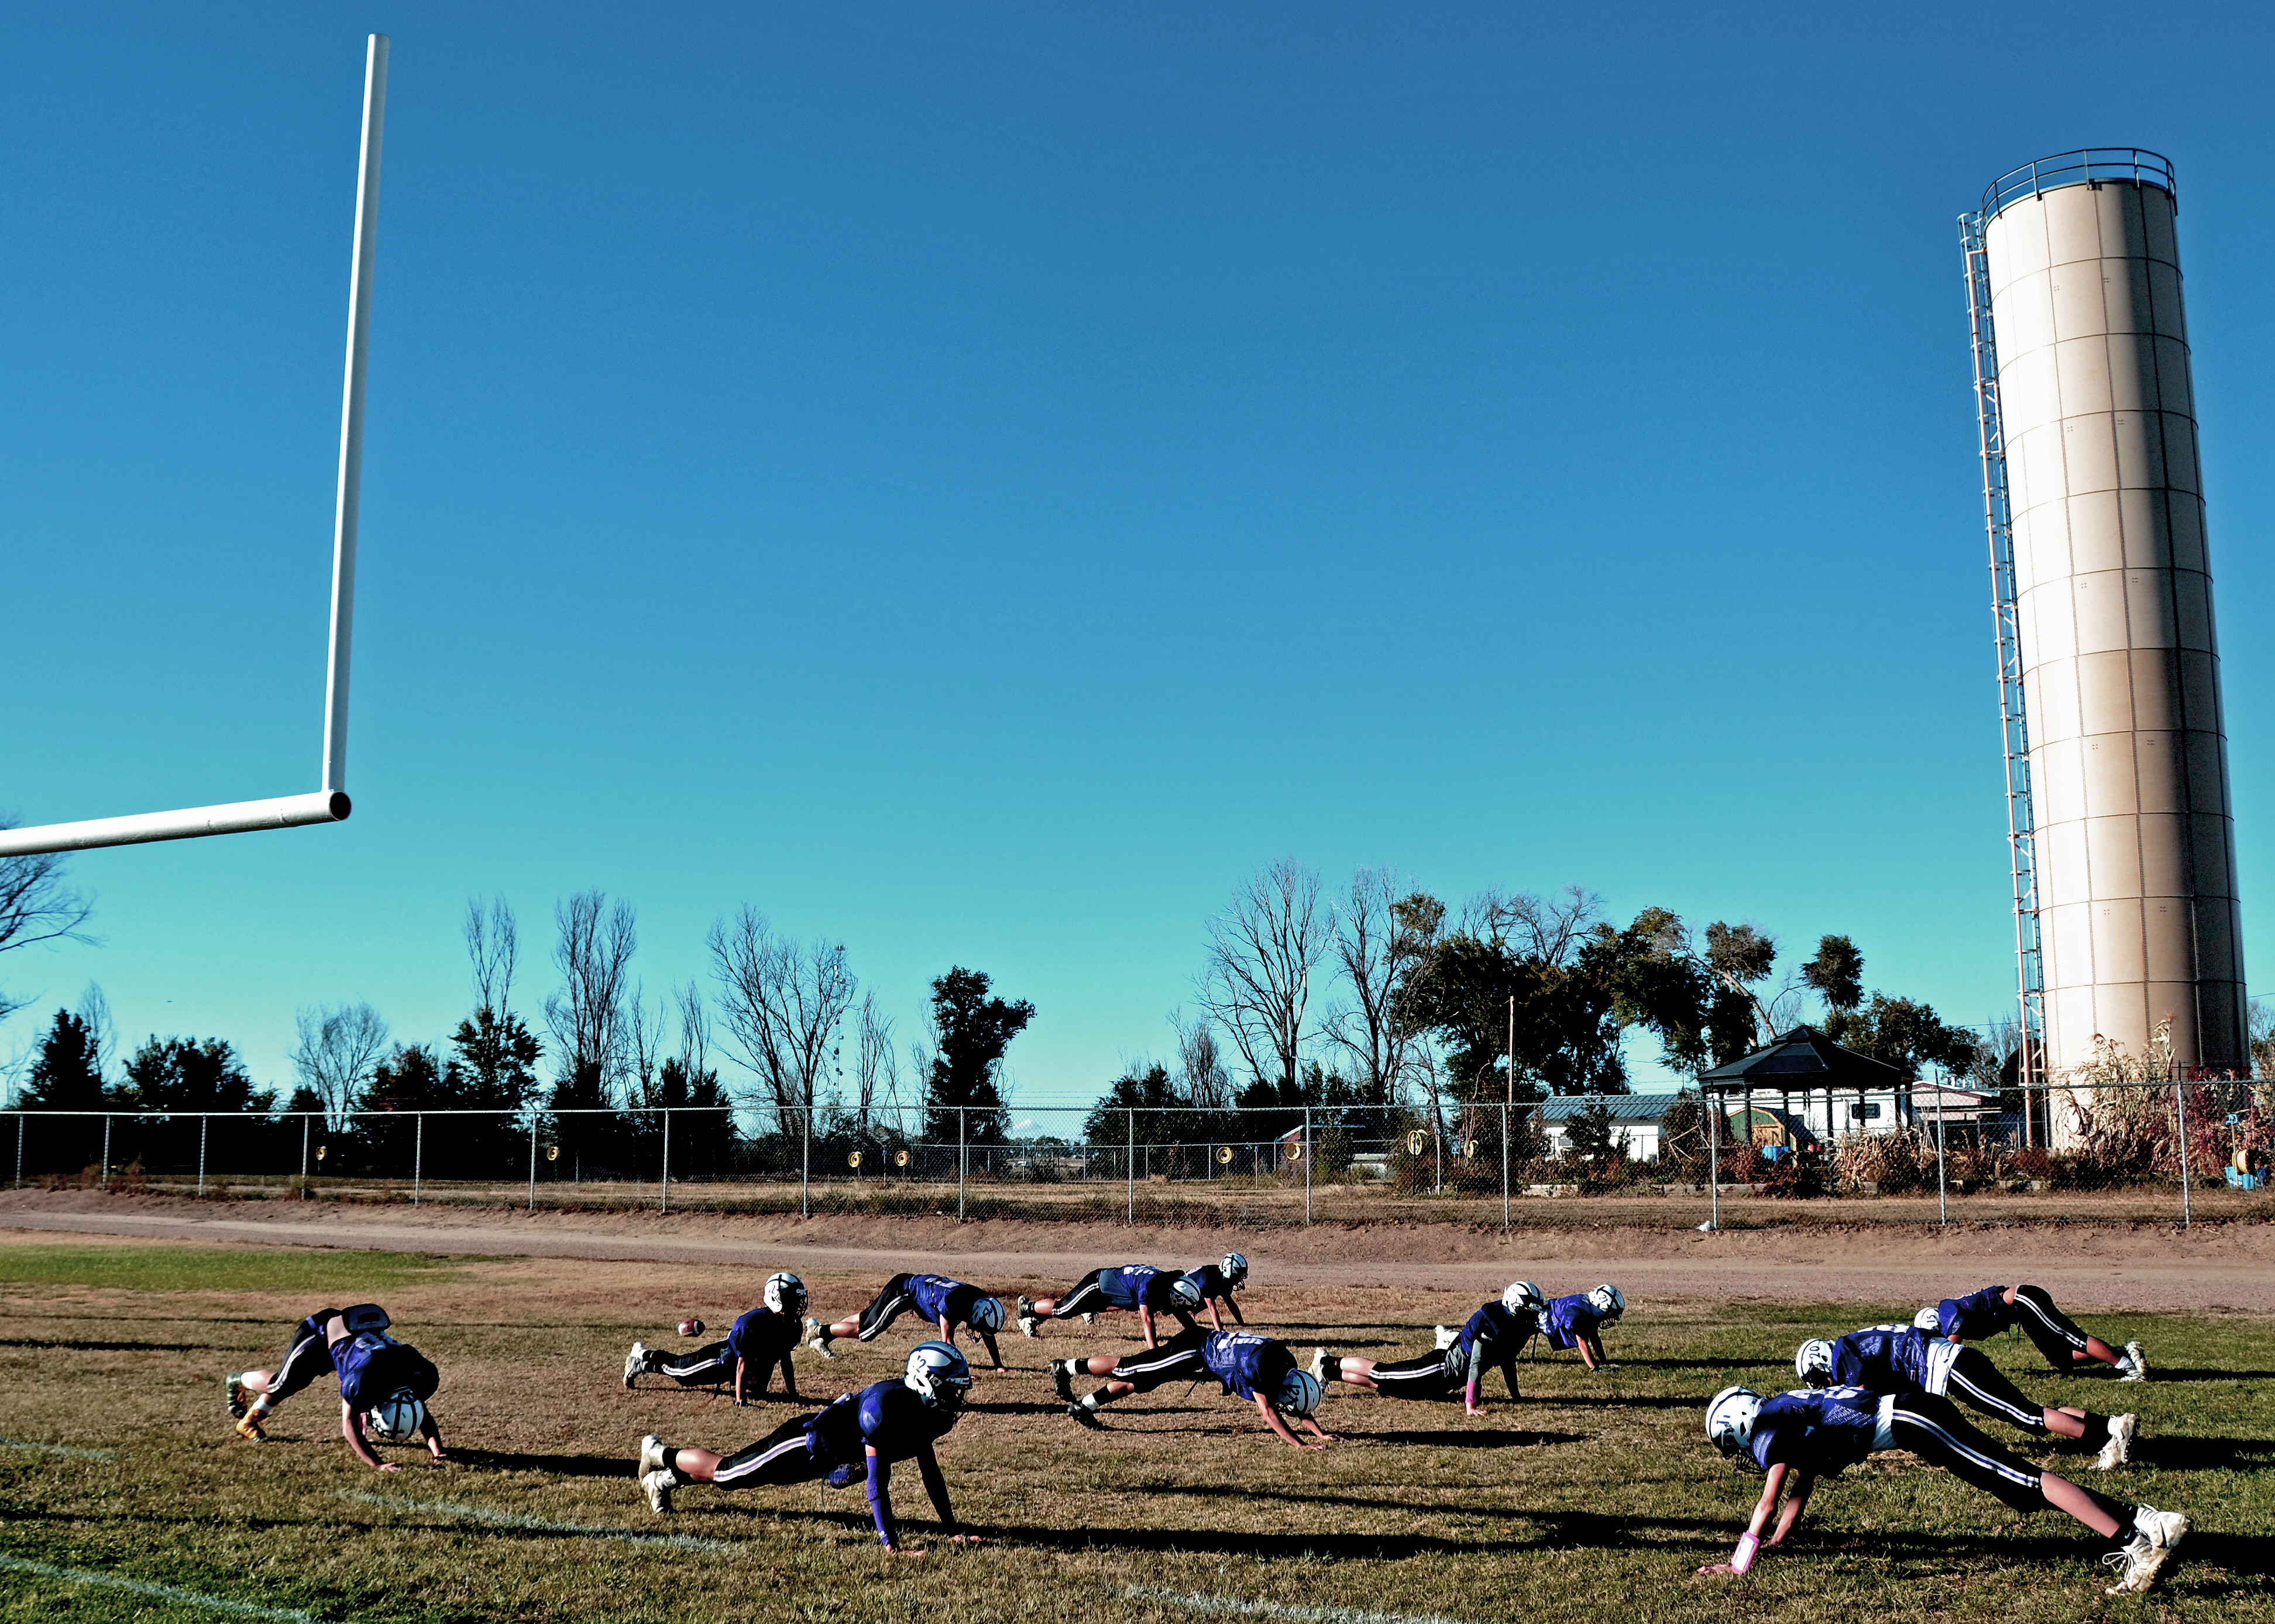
[341,1490,738,1554]
[1118,1585,1477,1624]
[0,1434,114,1461]
[0,1552,322,1621]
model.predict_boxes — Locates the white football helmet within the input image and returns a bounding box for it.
[1588,1284,1626,1324]
[367,1388,427,1443]
[965,1295,1006,1334]
[1915,1306,1944,1332]
[764,1271,807,1316]
[1276,1368,1324,1418]
[1220,1253,1250,1286]
[1705,1385,1761,1458]
[904,1341,974,1410]
[1502,1280,1547,1316]
[1795,1339,1836,1386]
[1170,1276,1204,1311]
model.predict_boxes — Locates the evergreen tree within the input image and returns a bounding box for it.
[921,967,1033,1144]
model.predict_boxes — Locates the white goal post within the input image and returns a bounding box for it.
[0,35,390,859]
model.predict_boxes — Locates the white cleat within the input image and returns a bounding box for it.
[1433,1324,1458,1351]
[1308,1347,1331,1382]
[803,1316,836,1358]
[2119,1340,2148,1382]
[2094,1412,2138,1472]
[1016,1295,1041,1338]
[640,1468,676,1515]
[638,1433,669,1478]
[1080,1312,1098,1324]
[2102,1506,2187,1594]
[623,1341,648,1389]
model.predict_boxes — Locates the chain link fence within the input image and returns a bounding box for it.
[5,1079,2269,1229]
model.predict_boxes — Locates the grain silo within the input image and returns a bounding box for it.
[1961,149,2246,1118]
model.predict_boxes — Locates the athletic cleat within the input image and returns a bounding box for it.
[1080,1312,1098,1324]
[2095,1412,2138,1472]
[803,1316,836,1358]
[2120,1340,2148,1382]
[1051,1360,1075,1403]
[1068,1400,1105,1430]
[1433,1325,1458,1351]
[235,1411,269,1443]
[623,1341,648,1389]
[225,1375,250,1420]
[2102,1507,2187,1594]
[638,1433,670,1478]
[640,1468,676,1514]
[1017,1295,1042,1337]
[1308,1347,1331,1382]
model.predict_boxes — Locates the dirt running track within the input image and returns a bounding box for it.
[4,1191,2272,1312]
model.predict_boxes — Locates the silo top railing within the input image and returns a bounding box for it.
[1976,148,2176,224]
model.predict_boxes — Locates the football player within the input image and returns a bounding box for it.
[635,1341,984,1557]
[1310,1279,1542,1415]
[1014,1264,1202,1347]
[1921,1285,2145,1381]
[231,1305,446,1470]
[1179,1253,1250,1331]
[1699,1384,2187,1596]
[1539,1283,1624,1371]
[624,1272,807,1404]
[227,1304,366,1441]
[1050,1328,1334,1448]
[1796,1323,2136,1469]
[805,1272,1009,1370]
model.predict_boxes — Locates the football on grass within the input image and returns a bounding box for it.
[678,1318,704,1338]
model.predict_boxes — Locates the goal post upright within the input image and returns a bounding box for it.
[0,34,389,860]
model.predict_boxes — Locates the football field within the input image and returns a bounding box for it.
[1,1233,2269,1623]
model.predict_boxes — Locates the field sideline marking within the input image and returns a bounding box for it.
[1118,1586,1477,1624]
[341,1491,739,1554]
[0,1434,115,1461]
[0,1552,321,1621]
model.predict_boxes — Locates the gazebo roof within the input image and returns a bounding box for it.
[1697,1026,1912,1090]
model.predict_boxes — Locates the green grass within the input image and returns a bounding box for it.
[0,1242,466,1296]
[0,1248,2266,1623]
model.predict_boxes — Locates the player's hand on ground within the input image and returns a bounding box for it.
[375,1461,400,1472]
[1465,1403,1488,1416]
[947,1533,985,1545]
[888,1545,927,1558]
[1694,1561,1738,1577]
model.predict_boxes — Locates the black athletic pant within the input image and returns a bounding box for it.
[1049,1269,1108,1319]
[266,1310,342,1405]
[1942,1344,2107,1443]
[1108,1329,1209,1392]
[854,1275,923,1342]
[1887,1396,2126,1523]
[2009,1285,2101,1370]
[646,1340,733,1386]
[711,1413,827,1490]
[1361,1350,1460,1401]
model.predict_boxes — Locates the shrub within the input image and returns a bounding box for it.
[1833,1129,1929,1194]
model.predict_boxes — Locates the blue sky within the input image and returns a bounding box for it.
[4,1,2269,1108]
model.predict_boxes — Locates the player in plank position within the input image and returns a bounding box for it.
[1309,1279,1542,1416]
[805,1272,1009,1371]
[1050,1327,1334,1448]
[624,1272,806,1403]
[1014,1264,1202,1346]
[1698,1384,2187,1595]
[1796,1323,2137,1468]
[1921,1285,2145,1381]
[1539,1283,1624,1371]
[228,1303,446,1470]
[635,1341,983,1556]
[1179,1253,1250,1331]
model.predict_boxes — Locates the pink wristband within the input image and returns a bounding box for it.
[1731,1533,1759,1574]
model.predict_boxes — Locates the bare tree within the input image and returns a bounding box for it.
[0,831,96,1022]
[1465,883,1601,966]
[1173,1010,1233,1111]
[1198,859,1330,1097]
[76,982,115,1083]
[544,891,638,1100]
[465,896,519,1017]
[675,980,712,1082]
[706,906,855,1134]
[291,1002,391,1127]
[624,985,668,1109]
[854,989,900,1139]
[1325,866,1438,1105]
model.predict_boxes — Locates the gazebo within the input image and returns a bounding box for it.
[1699,1026,1914,1151]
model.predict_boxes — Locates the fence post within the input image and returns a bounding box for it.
[1501,1102,1511,1231]
[1304,1106,1313,1225]
[1707,1089,1719,1232]
[300,1114,310,1183]
[1126,1109,1136,1225]
[957,1108,967,1222]
[413,1113,423,1206]
[528,1117,537,1211]
[198,1114,208,1197]
[13,1114,20,1189]
[2174,1079,2192,1229]
[801,1103,812,1220]
[1933,1086,1947,1229]
[661,1109,671,1214]
[102,1114,111,1190]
